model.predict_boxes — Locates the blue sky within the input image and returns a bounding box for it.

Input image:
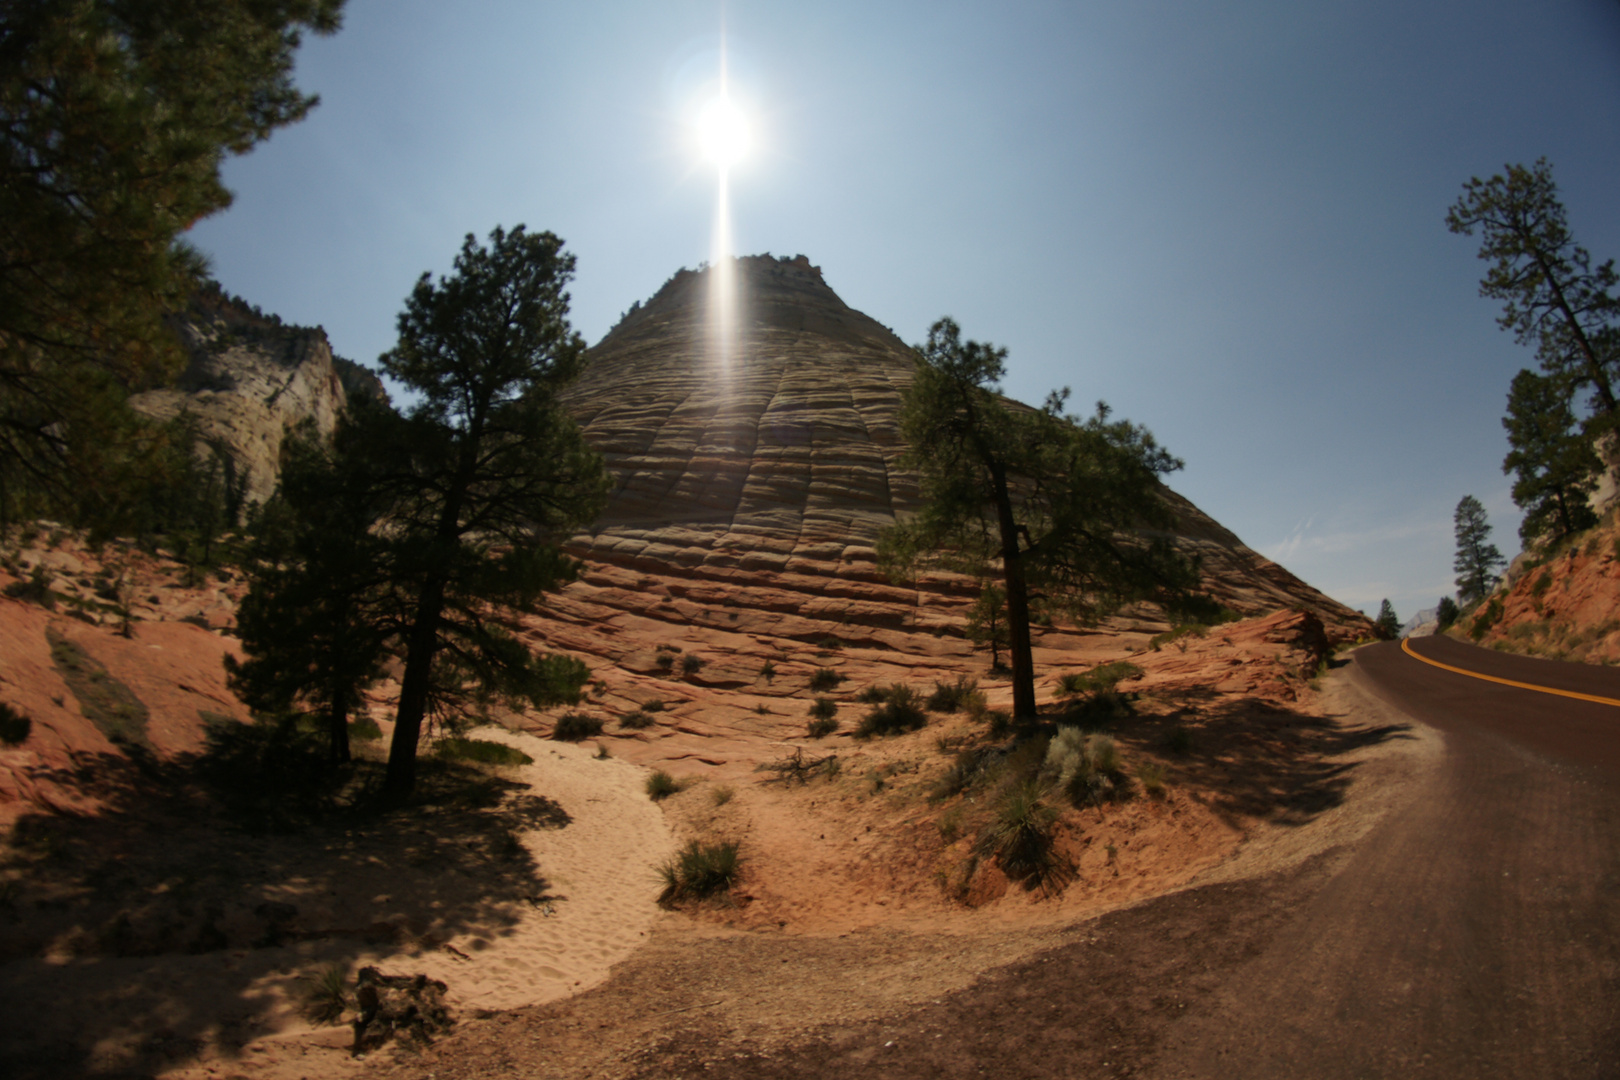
[187,0,1620,623]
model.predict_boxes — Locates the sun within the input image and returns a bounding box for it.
[697,95,749,170]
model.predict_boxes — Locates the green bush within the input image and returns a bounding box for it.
[1062,689,1135,727]
[0,702,32,745]
[619,710,655,730]
[760,660,777,682]
[1163,593,1239,627]
[347,716,383,742]
[553,713,604,741]
[855,684,928,738]
[1470,596,1505,640]
[817,636,844,652]
[855,684,889,704]
[658,838,742,903]
[642,699,665,713]
[807,717,840,739]
[1149,624,1208,651]
[809,667,845,692]
[681,655,705,675]
[436,737,533,767]
[1057,661,1143,696]
[646,770,681,800]
[809,696,838,721]
[926,675,979,713]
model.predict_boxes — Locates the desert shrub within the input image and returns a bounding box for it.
[974,781,1070,890]
[937,805,964,843]
[807,717,840,739]
[1163,593,1240,627]
[655,651,676,672]
[1470,596,1504,640]
[817,636,844,652]
[646,770,681,800]
[553,713,604,741]
[1149,624,1207,651]
[856,684,928,738]
[619,710,654,730]
[1136,761,1166,798]
[658,839,742,903]
[0,703,32,745]
[926,675,979,713]
[1530,570,1553,597]
[855,684,889,704]
[681,655,705,675]
[754,703,770,715]
[1061,690,1136,727]
[931,746,995,801]
[436,737,533,767]
[347,716,383,742]
[809,667,846,692]
[642,699,665,713]
[809,696,838,721]
[711,785,735,806]
[984,709,1012,738]
[47,628,148,748]
[305,964,350,1024]
[1058,661,1143,696]
[3,567,55,610]
[760,660,777,682]
[193,712,345,829]
[1043,728,1130,807]
[1163,725,1194,755]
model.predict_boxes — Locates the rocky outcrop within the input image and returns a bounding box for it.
[129,290,353,512]
[562,254,1370,643]
[1461,515,1620,662]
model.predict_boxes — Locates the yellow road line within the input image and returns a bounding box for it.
[1400,638,1620,707]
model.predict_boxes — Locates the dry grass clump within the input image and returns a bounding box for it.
[926,675,979,713]
[973,780,1071,891]
[619,710,655,730]
[645,770,683,800]
[658,838,742,904]
[435,737,533,767]
[304,964,350,1025]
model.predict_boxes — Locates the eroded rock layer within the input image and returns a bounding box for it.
[563,254,1368,641]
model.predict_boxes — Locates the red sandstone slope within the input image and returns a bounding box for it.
[1460,513,1620,662]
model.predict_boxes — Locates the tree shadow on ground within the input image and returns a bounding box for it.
[1107,690,1413,828]
[0,727,568,1079]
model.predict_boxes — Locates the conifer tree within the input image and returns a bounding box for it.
[1502,368,1600,544]
[1436,595,1460,632]
[0,0,344,522]
[1447,159,1620,436]
[376,226,609,804]
[1453,495,1506,606]
[879,317,1195,721]
[965,582,1010,672]
[227,405,398,765]
[1374,599,1400,641]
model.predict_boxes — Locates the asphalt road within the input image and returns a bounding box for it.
[1147,637,1620,1079]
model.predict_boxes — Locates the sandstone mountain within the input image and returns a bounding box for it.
[562,254,1369,642]
[129,288,381,512]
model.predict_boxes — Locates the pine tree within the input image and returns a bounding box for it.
[376,226,609,804]
[1447,159,1620,436]
[1374,599,1401,641]
[1502,369,1600,544]
[965,582,1010,672]
[0,0,345,523]
[1453,495,1506,606]
[878,317,1195,721]
[226,405,398,765]
[1436,595,1460,632]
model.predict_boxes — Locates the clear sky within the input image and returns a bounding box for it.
[186,0,1620,624]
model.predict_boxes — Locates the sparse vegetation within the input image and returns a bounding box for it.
[657,839,742,904]
[435,737,533,767]
[809,696,838,721]
[47,628,150,748]
[0,703,32,745]
[681,654,705,676]
[807,717,840,739]
[1136,761,1166,798]
[1164,725,1194,755]
[619,710,654,730]
[642,699,665,713]
[855,684,889,704]
[1149,623,1207,651]
[348,716,383,742]
[809,667,846,692]
[855,683,928,738]
[1044,728,1131,806]
[553,713,604,741]
[817,636,844,652]
[763,747,840,783]
[646,770,681,800]
[711,785,735,806]
[760,660,777,682]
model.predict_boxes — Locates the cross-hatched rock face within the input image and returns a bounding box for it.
[563,254,1369,639]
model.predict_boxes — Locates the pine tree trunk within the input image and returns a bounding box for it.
[327,684,351,766]
[991,463,1038,720]
[381,576,447,805]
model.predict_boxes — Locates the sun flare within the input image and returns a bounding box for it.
[697,95,749,170]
